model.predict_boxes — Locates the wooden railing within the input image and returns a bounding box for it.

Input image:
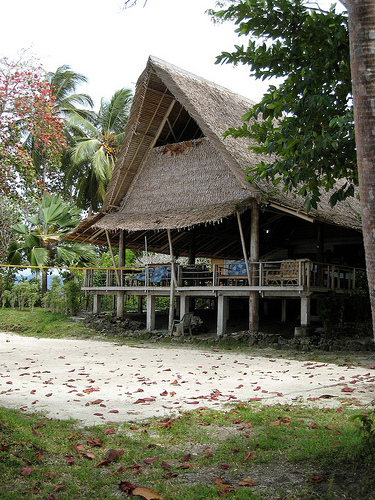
[82,260,364,292]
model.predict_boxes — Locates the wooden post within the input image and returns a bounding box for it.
[117,230,126,317]
[167,229,176,335]
[249,201,260,332]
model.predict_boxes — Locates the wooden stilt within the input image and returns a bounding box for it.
[167,229,176,334]
[249,201,260,332]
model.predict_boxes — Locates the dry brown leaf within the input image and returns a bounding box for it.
[132,486,164,499]
[239,477,256,487]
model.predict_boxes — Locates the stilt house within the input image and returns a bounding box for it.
[66,56,364,336]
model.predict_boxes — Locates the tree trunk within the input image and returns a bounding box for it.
[346,0,375,339]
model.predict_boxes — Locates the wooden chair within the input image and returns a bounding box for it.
[172,312,194,337]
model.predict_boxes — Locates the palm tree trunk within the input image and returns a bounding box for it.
[346,0,375,339]
[41,269,48,296]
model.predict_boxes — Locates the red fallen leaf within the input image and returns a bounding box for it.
[186,401,199,405]
[108,409,119,413]
[238,477,256,486]
[132,486,164,499]
[119,481,137,493]
[72,443,86,453]
[90,399,104,405]
[310,474,326,483]
[31,428,43,437]
[45,472,57,478]
[160,460,171,469]
[170,380,180,385]
[66,457,75,464]
[104,428,116,435]
[277,392,284,397]
[341,387,355,393]
[269,420,281,426]
[95,459,111,467]
[249,397,261,401]
[160,390,168,396]
[134,398,156,404]
[179,462,193,469]
[45,393,53,397]
[332,441,340,446]
[204,447,213,458]
[93,413,103,416]
[21,466,32,476]
[163,471,178,479]
[143,456,160,464]
[30,390,36,394]
[243,451,255,461]
[179,453,191,462]
[87,437,103,447]
[85,451,96,460]
[35,451,44,460]
[215,477,230,488]
[253,386,261,391]
[220,463,230,469]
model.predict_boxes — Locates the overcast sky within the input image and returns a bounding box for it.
[1,0,344,109]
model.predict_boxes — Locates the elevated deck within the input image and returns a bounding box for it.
[82,260,362,335]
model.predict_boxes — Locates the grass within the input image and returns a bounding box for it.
[0,307,97,339]
[1,404,375,499]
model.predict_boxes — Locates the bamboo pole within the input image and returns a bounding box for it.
[236,211,251,285]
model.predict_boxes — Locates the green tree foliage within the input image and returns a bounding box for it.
[211,0,354,211]
[67,88,133,213]
[7,193,97,293]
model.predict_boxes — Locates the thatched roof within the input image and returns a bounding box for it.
[66,56,362,254]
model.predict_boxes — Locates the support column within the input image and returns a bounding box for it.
[117,230,126,317]
[179,294,189,319]
[281,298,287,323]
[217,294,229,337]
[116,292,124,317]
[93,294,102,314]
[300,294,311,327]
[146,294,156,331]
[249,200,260,332]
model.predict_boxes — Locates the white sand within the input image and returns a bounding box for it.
[1,332,375,426]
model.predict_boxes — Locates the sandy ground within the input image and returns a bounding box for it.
[1,331,375,426]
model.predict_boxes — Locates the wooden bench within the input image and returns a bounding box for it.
[265,260,301,286]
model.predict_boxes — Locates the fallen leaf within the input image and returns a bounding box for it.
[104,428,116,435]
[179,453,191,462]
[243,451,255,461]
[239,477,256,487]
[132,486,164,499]
[21,466,32,476]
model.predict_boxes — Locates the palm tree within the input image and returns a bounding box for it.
[8,193,97,294]
[67,88,133,213]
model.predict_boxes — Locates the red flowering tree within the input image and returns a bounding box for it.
[0,56,66,198]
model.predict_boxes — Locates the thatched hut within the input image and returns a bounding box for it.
[66,56,363,335]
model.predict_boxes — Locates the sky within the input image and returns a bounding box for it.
[0,0,344,110]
